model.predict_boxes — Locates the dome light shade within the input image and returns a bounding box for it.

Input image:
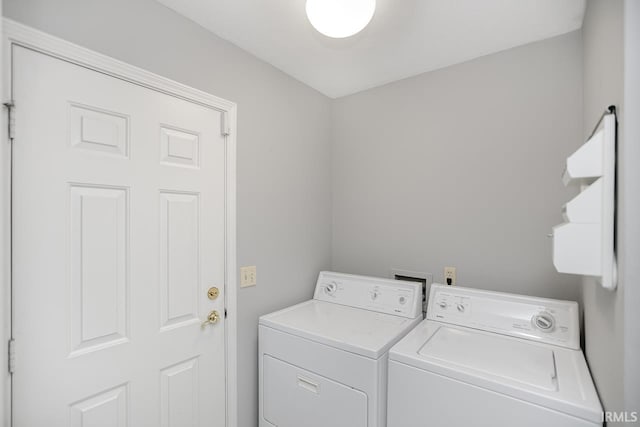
[305,0,376,38]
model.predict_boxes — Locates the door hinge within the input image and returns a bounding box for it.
[221,111,230,137]
[4,101,15,141]
[8,339,15,374]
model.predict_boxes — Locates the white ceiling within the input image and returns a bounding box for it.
[157,0,586,98]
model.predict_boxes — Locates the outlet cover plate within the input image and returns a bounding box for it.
[444,266,456,286]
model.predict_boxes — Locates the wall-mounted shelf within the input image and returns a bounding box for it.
[552,107,617,290]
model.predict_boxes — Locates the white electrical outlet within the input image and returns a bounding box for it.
[240,266,257,287]
[444,266,456,286]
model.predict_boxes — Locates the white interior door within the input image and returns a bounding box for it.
[11,45,227,427]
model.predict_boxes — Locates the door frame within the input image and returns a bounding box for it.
[0,18,238,427]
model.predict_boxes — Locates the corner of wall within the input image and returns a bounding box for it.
[623,0,640,414]
[581,0,628,418]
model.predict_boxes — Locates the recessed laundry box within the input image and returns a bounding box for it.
[259,271,423,427]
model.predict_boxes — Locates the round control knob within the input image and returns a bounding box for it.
[438,301,447,309]
[456,303,465,313]
[398,296,407,305]
[324,282,337,295]
[371,291,379,301]
[532,312,555,332]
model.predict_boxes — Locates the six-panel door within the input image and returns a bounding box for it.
[12,46,227,427]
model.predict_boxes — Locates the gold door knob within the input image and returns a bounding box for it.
[201,310,220,328]
[207,287,219,300]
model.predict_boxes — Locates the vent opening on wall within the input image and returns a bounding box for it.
[390,269,433,318]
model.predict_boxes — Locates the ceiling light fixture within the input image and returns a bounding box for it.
[305,0,376,39]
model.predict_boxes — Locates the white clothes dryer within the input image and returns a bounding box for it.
[387,284,603,427]
[259,271,423,427]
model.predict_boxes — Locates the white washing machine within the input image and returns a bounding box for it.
[259,271,423,427]
[387,284,603,427]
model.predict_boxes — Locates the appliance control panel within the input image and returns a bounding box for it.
[427,284,580,349]
[313,271,422,319]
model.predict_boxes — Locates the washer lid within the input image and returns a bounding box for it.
[259,300,419,359]
[418,327,557,391]
[389,321,603,424]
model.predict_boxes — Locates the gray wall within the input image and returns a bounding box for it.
[581,0,627,420]
[582,0,640,421]
[2,1,332,426]
[332,31,583,302]
[623,0,640,415]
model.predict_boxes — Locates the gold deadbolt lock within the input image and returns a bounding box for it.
[201,310,220,328]
[207,287,220,300]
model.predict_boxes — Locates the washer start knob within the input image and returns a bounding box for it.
[532,312,555,332]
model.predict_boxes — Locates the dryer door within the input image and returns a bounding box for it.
[263,355,368,427]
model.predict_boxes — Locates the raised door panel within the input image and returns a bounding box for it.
[160,358,200,427]
[160,126,199,168]
[70,384,129,427]
[159,192,200,330]
[69,103,129,157]
[70,185,129,356]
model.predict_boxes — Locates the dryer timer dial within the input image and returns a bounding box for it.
[324,282,338,296]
